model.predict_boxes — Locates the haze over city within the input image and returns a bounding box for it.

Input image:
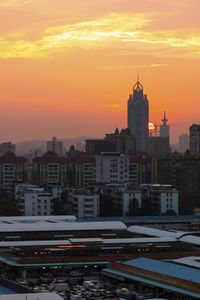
[0,0,200,143]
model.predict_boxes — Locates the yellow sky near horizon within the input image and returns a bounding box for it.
[0,0,200,143]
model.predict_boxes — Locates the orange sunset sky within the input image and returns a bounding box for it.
[0,0,200,143]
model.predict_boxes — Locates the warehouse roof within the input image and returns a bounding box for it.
[0,221,126,233]
[103,237,176,244]
[128,225,185,238]
[124,257,200,284]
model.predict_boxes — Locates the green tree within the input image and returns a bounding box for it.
[141,197,152,216]
[100,194,113,217]
[164,209,177,216]
[128,198,139,216]
[0,193,21,216]
[179,191,200,215]
[53,190,69,215]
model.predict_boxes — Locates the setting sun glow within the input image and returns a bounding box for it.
[0,0,200,143]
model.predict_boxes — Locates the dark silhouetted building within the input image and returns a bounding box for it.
[179,133,189,153]
[148,136,170,155]
[86,128,135,154]
[160,111,169,138]
[0,142,15,156]
[152,152,200,192]
[47,137,64,156]
[190,124,200,154]
[0,152,26,199]
[128,80,149,153]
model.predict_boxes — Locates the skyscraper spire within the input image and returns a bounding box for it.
[160,110,169,137]
[162,110,168,125]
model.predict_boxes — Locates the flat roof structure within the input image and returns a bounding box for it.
[0,240,72,247]
[0,293,63,299]
[170,256,200,269]
[128,225,185,238]
[103,237,176,244]
[179,234,200,246]
[0,216,77,223]
[0,221,126,233]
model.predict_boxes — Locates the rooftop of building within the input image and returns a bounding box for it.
[0,152,26,163]
[0,293,63,300]
[123,257,200,284]
[0,220,126,233]
[140,184,177,191]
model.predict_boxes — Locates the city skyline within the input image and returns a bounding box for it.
[0,0,200,143]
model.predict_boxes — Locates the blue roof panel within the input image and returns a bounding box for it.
[123,258,200,284]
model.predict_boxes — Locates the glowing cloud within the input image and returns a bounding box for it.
[1,12,200,59]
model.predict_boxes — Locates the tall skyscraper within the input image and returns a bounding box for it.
[128,80,149,153]
[47,137,64,156]
[179,133,189,153]
[160,111,169,137]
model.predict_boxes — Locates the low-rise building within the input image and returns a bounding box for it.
[140,184,179,215]
[15,184,53,216]
[68,190,100,218]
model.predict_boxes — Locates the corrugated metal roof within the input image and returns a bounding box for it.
[124,257,200,284]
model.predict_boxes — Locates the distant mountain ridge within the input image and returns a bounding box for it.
[15,136,97,156]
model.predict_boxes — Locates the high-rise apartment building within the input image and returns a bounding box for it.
[47,137,64,156]
[33,152,68,186]
[179,133,189,153]
[0,152,26,199]
[0,142,15,156]
[152,152,200,193]
[96,152,129,184]
[189,124,200,154]
[128,80,149,153]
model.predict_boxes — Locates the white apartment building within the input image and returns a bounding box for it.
[96,152,129,184]
[15,184,53,216]
[68,190,99,218]
[140,184,179,215]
